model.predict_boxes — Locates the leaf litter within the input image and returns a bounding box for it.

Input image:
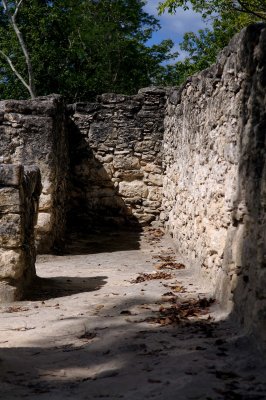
[145,228,165,244]
[78,332,97,341]
[155,261,186,270]
[131,271,173,283]
[4,306,30,313]
[144,297,215,326]
[163,283,186,293]
[153,254,174,261]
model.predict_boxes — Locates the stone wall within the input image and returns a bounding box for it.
[0,25,265,343]
[68,88,165,229]
[0,164,41,301]
[0,95,68,253]
[162,24,266,344]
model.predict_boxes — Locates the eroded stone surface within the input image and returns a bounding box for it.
[0,95,68,253]
[68,88,165,228]
[162,24,266,345]
[0,164,41,301]
[0,25,265,347]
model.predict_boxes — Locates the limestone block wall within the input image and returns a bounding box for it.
[162,24,266,344]
[0,95,68,253]
[0,164,41,301]
[68,87,165,229]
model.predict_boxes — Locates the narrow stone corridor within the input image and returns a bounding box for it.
[0,228,265,399]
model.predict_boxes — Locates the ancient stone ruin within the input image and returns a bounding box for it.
[0,25,265,346]
[68,88,165,229]
[0,164,41,302]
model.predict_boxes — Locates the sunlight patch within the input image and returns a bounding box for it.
[38,360,125,382]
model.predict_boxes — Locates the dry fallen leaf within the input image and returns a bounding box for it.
[78,332,97,340]
[163,282,186,293]
[132,272,173,283]
[5,306,29,313]
[145,228,165,244]
[162,291,176,297]
[153,254,175,262]
[120,310,132,315]
[144,297,215,326]
[155,262,185,270]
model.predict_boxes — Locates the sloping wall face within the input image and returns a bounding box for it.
[0,164,41,301]
[68,88,165,229]
[163,25,266,342]
[0,96,68,253]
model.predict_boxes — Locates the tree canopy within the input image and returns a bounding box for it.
[158,0,264,85]
[0,0,177,101]
[159,0,266,20]
[1,0,264,100]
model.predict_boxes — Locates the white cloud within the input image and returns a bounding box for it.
[144,0,206,36]
[143,0,208,61]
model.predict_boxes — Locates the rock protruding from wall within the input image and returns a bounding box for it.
[68,87,165,229]
[0,164,41,301]
[163,24,266,345]
[0,95,68,253]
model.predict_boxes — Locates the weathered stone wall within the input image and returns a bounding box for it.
[0,95,68,253]
[162,24,266,344]
[0,164,41,301]
[68,88,165,229]
[0,25,264,343]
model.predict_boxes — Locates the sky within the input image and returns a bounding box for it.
[143,0,207,61]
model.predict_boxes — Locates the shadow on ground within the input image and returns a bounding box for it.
[1,296,266,400]
[25,275,107,301]
[65,227,143,255]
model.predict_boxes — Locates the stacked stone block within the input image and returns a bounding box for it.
[68,87,165,229]
[0,95,68,253]
[0,24,264,346]
[0,164,41,302]
[162,24,266,345]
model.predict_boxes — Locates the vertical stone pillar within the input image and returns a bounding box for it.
[0,95,68,253]
[0,164,41,302]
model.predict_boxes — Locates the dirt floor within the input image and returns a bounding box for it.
[0,228,266,399]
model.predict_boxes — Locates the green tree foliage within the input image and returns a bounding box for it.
[0,0,36,98]
[159,0,266,20]
[0,0,177,101]
[159,0,264,85]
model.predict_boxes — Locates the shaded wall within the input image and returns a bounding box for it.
[228,25,266,344]
[68,88,165,230]
[0,25,264,344]
[0,95,68,253]
[162,24,266,345]
[0,164,41,301]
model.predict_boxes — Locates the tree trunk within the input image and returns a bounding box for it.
[2,0,36,98]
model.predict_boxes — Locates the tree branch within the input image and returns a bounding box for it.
[13,0,23,20]
[0,49,31,92]
[2,0,36,98]
[233,1,266,21]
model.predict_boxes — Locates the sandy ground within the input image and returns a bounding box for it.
[0,228,266,400]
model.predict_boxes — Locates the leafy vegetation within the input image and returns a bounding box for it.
[159,0,266,20]
[159,0,264,85]
[0,0,177,101]
[1,0,265,99]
